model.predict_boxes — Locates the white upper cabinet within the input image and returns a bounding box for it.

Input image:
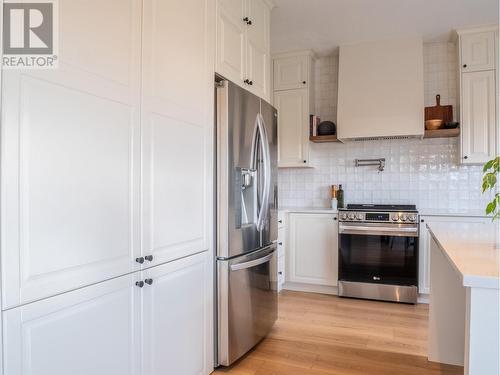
[1,0,143,309]
[460,31,496,72]
[460,70,496,163]
[216,0,246,85]
[142,252,211,375]
[287,213,338,286]
[273,54,309,91]
[141,0,213,267]
[274,88,310,167]
[457,26,498,165]
[3,272,142,375]
[216,0,272,100]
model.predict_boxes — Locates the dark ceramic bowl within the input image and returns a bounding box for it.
[317,121,336,136]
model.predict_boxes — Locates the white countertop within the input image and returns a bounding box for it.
[419,208,489,218]
[279,206,488,218]
[427,222,500,289]
[279,206,338,214]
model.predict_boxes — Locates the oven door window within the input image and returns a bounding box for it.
[339,234,418,285]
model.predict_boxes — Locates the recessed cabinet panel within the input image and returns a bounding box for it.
[1,0,142,309]
[460,70,496,164]
[273,55,308,91]
[3,273,141,375]
[287,214,338,286]
[274,89,309,167]
[216,0,246,85]
[142,0,211,266]
[142,252,209,375]
[461,32,496,72]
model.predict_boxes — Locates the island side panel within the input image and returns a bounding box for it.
[465,287,500,375]
[428,237,466,366]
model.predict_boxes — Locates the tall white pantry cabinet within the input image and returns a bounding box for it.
[0,0,215,374]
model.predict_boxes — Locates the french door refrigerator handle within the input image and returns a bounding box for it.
[255,113,271,232]
[230,251,275,271]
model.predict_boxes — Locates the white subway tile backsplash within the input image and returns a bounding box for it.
[279,42,493,212]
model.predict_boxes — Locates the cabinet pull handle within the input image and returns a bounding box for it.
[243,17,249,22]
[136,281,144,288]
[463,64,467,68]
[421,219,424,223]
[145,278,153,286]
[278,220,283,223]
[145,255,154,262]
[248,80,253,85]
[303,160,307,163]
[244,79,249,84]
[278,242,283,246]
[135,257,145,264]
[278,271,283,275]
[302,81,306,84]
[334,217,338,221]
[247,20,252,25]
[464,156,468,160]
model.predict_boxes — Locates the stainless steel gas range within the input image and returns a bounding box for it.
[338,204,419,304]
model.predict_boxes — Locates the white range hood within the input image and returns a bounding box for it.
[337,37,425,141]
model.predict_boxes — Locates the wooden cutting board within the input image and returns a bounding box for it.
[425,94,453,123]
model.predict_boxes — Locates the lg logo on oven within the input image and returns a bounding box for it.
[2,0,58,69]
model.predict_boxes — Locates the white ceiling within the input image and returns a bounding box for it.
[271,0,499,56]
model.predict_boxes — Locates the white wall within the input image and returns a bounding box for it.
[278,42,493,211]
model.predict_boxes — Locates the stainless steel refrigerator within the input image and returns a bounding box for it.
[215,80,278,367]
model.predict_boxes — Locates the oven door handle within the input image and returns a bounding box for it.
[339,225,419,237]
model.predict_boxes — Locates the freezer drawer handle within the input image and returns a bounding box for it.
[230,252,274,271]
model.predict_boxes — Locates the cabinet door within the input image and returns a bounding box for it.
[273,55,309,91]
[419,216,490,294]
[287,214,338,286]
[142,0,213,266]
[3,273,141,375]
[461,32,496,72]
[1,0,142,309]
[246,0,270,100]
[461,70,496,164]
[142,252,211,375]
[216,0,246,85]
[274,89,310,167]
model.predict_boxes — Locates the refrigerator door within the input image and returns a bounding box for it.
[217,81,268,258]
[217,245,278,366]
[259,99,278,247]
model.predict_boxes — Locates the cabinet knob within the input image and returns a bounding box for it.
[243,17,249,22]
[145,255,154,262]
[244,79,249,84]
[303,160,307,163]
[334,217,338,221]
[463,64,467,68]
[247,20,252,25]
[135,257,145,264]
[464,156,468,160]
[136,281,144,288]
[278,271,283,275]
[278,242,283,246]
[145,278,153,285]
[278,220,283,223]
[248,80,253,85]
[421,219,424,223]
[302,81,306,84]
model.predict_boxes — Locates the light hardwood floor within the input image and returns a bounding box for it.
[214,290,463,375]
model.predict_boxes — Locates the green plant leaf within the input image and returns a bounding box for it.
[486,200,496,215]
[483,159,494,172]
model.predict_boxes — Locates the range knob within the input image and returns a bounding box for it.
[341,213,348,220]
[409,215,417,222]
[391,214,399,221]
[356,213,363,220]
[348,213,355,220]
[401,215,408,222]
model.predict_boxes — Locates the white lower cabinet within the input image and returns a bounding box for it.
[418,216,490,295]
[287,213,338,286]
[2,252,211,375]
[142,252,210,375]
[3,272,142,375]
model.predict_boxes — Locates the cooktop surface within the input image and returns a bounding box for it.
[342,204,418,212]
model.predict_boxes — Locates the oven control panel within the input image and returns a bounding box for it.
[339,211,418,223]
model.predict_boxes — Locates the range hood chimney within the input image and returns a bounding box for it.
[337,37,424,141]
